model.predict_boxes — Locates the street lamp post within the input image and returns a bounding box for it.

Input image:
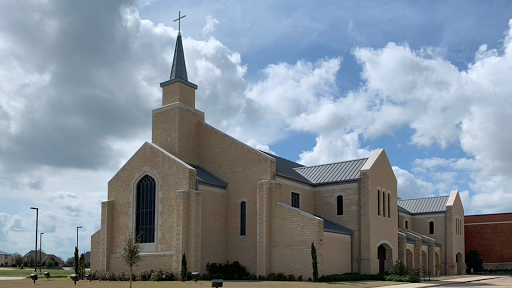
[76,226,82,250]
[30,207,38,273]
[39,232,44,273]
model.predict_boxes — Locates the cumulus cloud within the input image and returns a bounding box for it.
[202,15,220,36]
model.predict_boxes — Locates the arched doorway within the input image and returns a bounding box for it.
[406,249,413,269]
[377,243,393,274]
[456,252,463,275]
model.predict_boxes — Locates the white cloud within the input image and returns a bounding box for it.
[393,166,436,200]
[202,15,220,37]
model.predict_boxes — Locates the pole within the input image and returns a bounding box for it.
[77,226,82,251]
[30,207,38,273]
[39,232,44,273]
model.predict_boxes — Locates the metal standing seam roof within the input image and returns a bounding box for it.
[294,158,368,184]
[397,196,449,214]
[317,216,354,235]
[190,164,228,188]
[0,250,10,255]
[261,151,367,185]
[260,152,313,184]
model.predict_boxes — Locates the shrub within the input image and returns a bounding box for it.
[181,254,187,281]
[276,273,286,281]
[258,275,266,280]
[318,273,386,282]
[250,274,257,280]
[298,275,303,281]
[138,269,155,281]
[311,242,318,282]
[287,274,294,281]
[385,274,421,283]
[392,260,409,276]
[268,273,277,281]
[205,261,250,280]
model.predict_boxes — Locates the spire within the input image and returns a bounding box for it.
[170,32,188,81]
[160,11,197,90]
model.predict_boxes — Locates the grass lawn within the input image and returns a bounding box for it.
[0,278,399,288]
[0,268,74,277]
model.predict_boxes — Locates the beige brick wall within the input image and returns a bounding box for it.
[363,150,398,274]
[270,202,323,279]
[199,186,227,271]
[102,142,196,274]
[162,82,196,108]
[108,254,175,273]
[322,232,352,275]
[198,122,275,274]
[90,230,101,271]
[279,182,315,215]
[447,192,465,274]
[152,104,204,165]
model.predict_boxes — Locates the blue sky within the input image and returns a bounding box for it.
[1,0,512,259]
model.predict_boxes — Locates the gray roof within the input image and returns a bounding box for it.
[191,164,228,188]
[261,151,366,186]
[0,250,10,255]
[397,196,449,214]
[161,32,197,89]
[317,216,354,235]
[261,152,312,184]
[294,158,368,184]
[398,205,412,214]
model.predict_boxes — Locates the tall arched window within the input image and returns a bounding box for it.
[382,191,386,217]
[387,193,391,218]
[337,195,344,216]
[136,175,156,243]
[378,190,381,216]
[240,201,247,236]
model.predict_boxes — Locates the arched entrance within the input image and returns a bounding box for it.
[456,252,463,275]
[406,249,413,269]
[377,243,393,274]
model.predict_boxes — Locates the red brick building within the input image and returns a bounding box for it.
[465,213,512,270]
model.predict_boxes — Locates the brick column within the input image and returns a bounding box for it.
[100,200,114,271]
[256,180,279,277]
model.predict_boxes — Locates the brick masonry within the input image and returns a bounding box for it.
[465,213,512,269]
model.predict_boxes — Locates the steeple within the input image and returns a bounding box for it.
[160,12,197,91]
[170,32,188,81]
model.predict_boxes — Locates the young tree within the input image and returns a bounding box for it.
[466,250,483,272]
[79,253,86,279]
[73,247,80,276]
[311,242,318,282]
[181,253,187,281]
[66,257,74,267]
[123,235,143,288]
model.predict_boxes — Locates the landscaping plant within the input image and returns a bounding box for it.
[311,242,318,282]
[123,235,143,288]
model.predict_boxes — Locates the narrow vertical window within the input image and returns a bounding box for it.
[378,190,381,216]
[405,220,409,229]
[136,175,156,243]
[291,192,300,208]
[337,195,344,216]
[388,193,391,218]
[429,221,434,234]
[382,191,386,217]
[240,201,246,236]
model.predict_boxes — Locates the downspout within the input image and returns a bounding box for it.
[358,177,362,274]
[444,211,447,275]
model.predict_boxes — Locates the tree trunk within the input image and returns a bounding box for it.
[130,266,133,288]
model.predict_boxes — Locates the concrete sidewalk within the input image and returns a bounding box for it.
[376,276,500,288]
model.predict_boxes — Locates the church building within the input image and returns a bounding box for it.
[90,30,465,278]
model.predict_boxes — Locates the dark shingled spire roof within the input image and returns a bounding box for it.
[170,32,188,81]
[160,32,197,89]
